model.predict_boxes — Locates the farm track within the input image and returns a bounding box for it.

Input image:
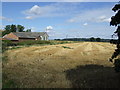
[3,42,120,88]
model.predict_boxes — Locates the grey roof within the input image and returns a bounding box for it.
[12,32,48,38]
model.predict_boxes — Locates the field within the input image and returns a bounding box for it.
[2,42,120,88]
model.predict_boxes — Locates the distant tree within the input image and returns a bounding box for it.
[10,24,17,32]
[54,39,61,41]
[2,30,9,36]
[2,24,16,36]
[90,37,95,42]
[96,38,101,42]
[2,25,11,36]
[17,25,25,32]
[26,29,31,32]
[4,25,11,31]
[2,24,29,36]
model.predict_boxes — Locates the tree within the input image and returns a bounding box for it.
[4,25,11,31]
[10,24,17,32]
[26,29,31,32]
[90,37,95,42]
[110,4,120,26]
[2,25,11,36]
[2,24,27,36]
[96,38,101,42]
[109,2,120,72]
[2,24,16,36]
[17,25,25,32]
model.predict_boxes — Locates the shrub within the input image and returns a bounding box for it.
[2,40,17,52]
[114,59,120,73]
[2,41,8,52]
[17,40,52,46]
[2,40,17,46]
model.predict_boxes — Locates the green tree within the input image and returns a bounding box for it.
[90,37,95,42]
[96,38,101,42]
[2,24,27,36]
[2,25,11,36]
[4,25,11,31]
[10,24,17,32]
[109,2,120,72]
[26,29,31,32]
[17,25,25,32]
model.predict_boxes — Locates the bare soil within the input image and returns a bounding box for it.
[3,42,120,88]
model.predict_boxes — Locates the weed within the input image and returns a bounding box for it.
[9,46,22,50]
[2,55,8,62]
[62,46,73,49]
[2,79,18,88]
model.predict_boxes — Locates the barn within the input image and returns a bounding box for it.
[3,32,49,41]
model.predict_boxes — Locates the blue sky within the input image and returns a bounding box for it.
[1,2,118,39]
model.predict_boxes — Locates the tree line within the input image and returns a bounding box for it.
[56,37,103,42]
[2,24,32,36]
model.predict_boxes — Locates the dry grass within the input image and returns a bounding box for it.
[2,42,120,88]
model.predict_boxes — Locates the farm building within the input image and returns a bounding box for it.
[2,32,49,41]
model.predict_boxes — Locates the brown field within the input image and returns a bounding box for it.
[2,42,120,88]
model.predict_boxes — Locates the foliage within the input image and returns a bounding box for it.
[2,25,12,36]
[2,41,8,52]
[109,2,120,72]
[3,80,17,88]
[90,37,95,42]
[114,59,120,72]
[110,4,120,26]
[2,71,18,88]
[62,38,109,42]
[17,40,73,46]
[2,24,32,36]
[2,40,77,52]
[17,40,51,45]
[17,25,25,32]
[2,24,17,36]
[11,24,17,32]
[26,29,31,32]
[2,40,17,52]
[96,38,101,42]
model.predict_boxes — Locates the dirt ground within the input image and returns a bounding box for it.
[2,42,120,88]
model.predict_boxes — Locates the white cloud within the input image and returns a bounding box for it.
[0,16,13,21]
[23,5,57,19]
[25,5,42,15]
[67,7,114,23]
[46,26,53,30]
[0,25,5,29]
[30,27,36,32]
[83,23,88,26]
[98,15,111,22]
[23,3,81,19]
[25,16,35,19]
[45,26,53,33]
[68,19,77,23]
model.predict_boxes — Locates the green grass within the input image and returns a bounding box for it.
[2,55,8,62]
[2,40,79,52]
[8,46,22,50]
[2,79,17,88]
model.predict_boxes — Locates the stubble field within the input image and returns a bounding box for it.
[2,42,120,88]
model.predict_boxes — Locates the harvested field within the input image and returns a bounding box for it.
[2,42,120,88]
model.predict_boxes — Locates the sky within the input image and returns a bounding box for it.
[1,2,119,39]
